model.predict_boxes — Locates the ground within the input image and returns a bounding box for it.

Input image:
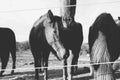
[0,50,120,80]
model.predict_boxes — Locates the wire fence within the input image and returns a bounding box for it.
[0,0,120,13]
[1,59,120,72]
[0,0,120,78]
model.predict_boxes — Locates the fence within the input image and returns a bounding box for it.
[0,0,120,79]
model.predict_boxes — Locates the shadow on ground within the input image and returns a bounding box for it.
[0,67,120,80]
[1,67,120,80]
[0,67,91,80]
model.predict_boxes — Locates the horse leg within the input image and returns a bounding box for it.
[71,50,80,74]
[43,51,49,80]
[43,59,48,80]
[66,50,73,80]
[63,49,73,80]
[10,47,16,74]
[89,63,94,76]
[34,58,40,80]
[39,57,43,73]
[31,50,42,80]
[63,59,67,80]
[0,52,9,76]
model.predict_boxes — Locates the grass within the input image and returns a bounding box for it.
[0,44,120,80]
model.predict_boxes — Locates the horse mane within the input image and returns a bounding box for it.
[91,12,117,38]
[53,15,61,22]
[53,16,63,30]
[33,14,47,27]
[90,12,120,61]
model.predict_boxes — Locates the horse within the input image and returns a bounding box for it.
[51,16,83,80]
[59,17,83,80]
[60,0,83,80]
[29,10,65,80]
[112,17,120,72]
[0,27,16,76]
[29,9,83,80]
[88,13,120,80]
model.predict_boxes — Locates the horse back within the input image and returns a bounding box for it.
[0,27,16,54]
[29,24,49,52]
[60,22,83,50]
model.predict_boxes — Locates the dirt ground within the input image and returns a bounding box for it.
[0,50,120,80]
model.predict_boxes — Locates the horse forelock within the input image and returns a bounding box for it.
[53,16,62,30]
[90,12,120,62]
[89,13,115,54]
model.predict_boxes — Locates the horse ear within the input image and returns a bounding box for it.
[47,10,54,22]
[118,17,120,20]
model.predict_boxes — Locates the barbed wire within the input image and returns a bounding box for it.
[0,0,120,13]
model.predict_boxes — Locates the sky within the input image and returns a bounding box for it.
[0,0,120,43]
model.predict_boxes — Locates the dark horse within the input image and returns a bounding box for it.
[29,10,83,80]
[88,13,120,80]
[60,0,83,79]
[0,27,16,76]
[29,10,65,80]
[60,14,83,80]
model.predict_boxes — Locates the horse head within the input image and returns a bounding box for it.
[60,0,76,28]
[44,10,65,60]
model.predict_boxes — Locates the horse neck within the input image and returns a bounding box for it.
[60,0,76,18]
